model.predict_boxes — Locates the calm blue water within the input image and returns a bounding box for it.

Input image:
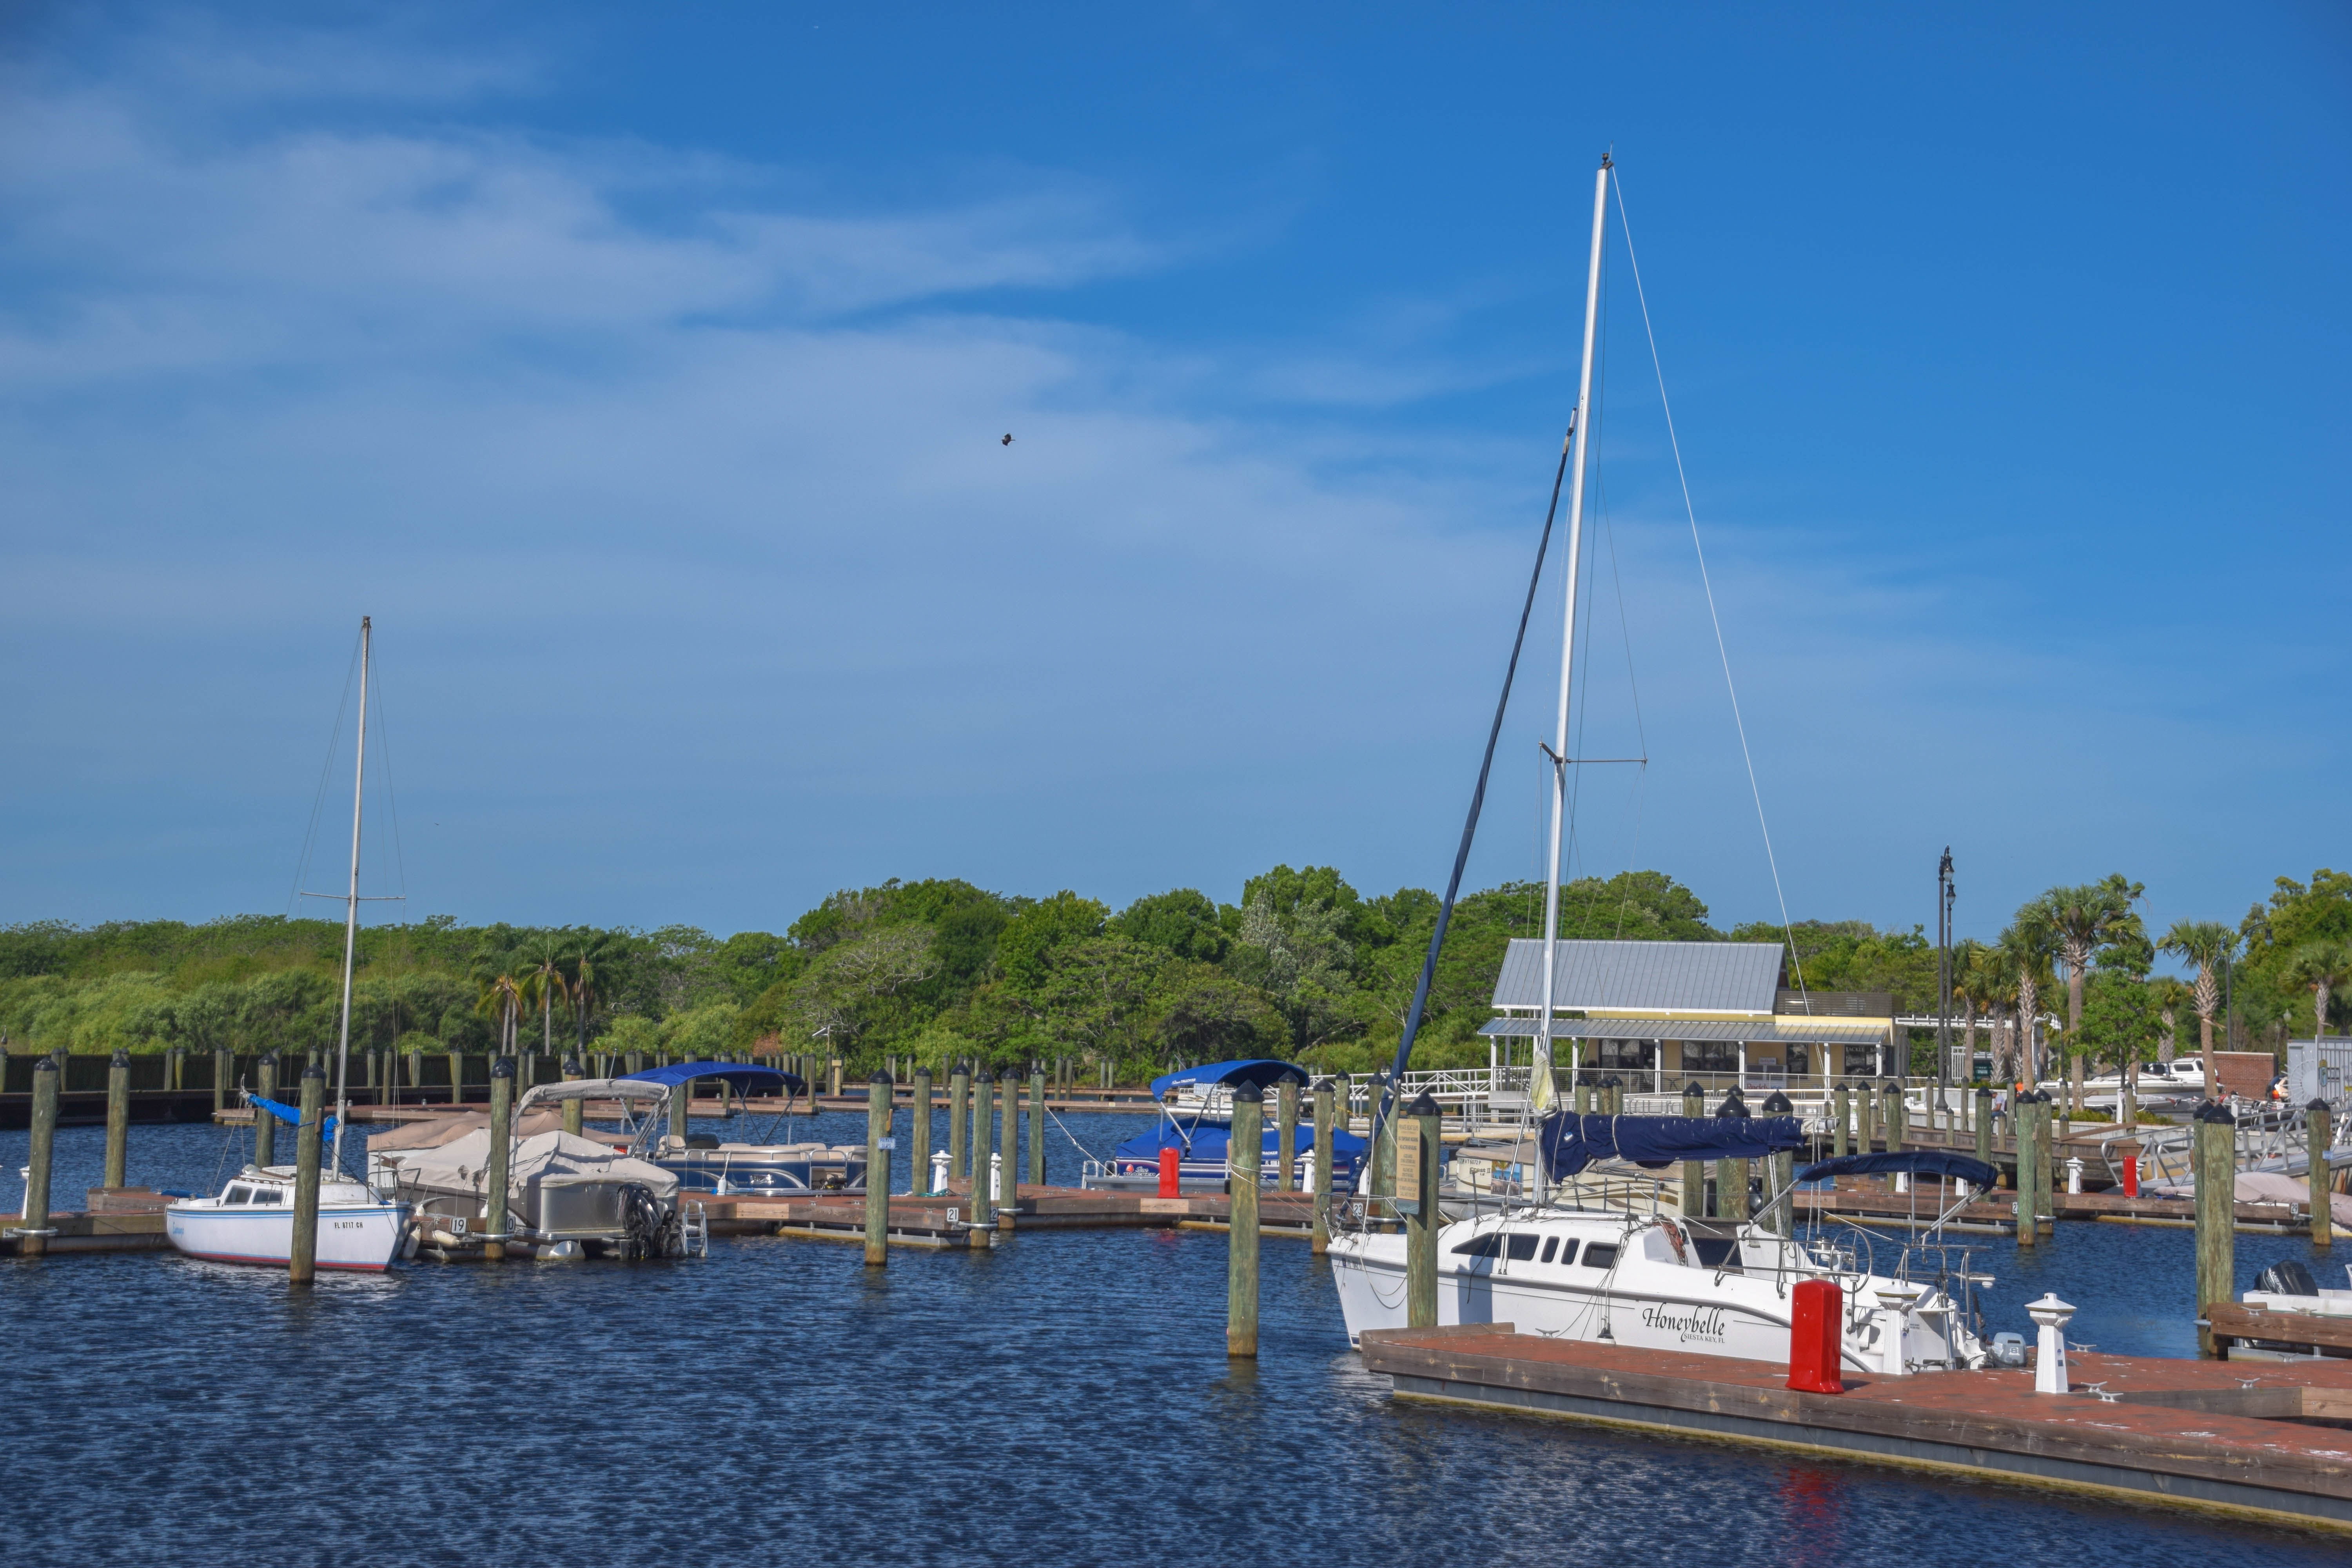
[5,1112,2347,1567]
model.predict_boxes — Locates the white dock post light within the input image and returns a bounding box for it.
[2026,1294,2076,1394]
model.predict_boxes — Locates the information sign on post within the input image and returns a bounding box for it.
[1392,1114,1421,1217]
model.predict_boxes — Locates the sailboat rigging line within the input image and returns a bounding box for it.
[286,630,362,918]
[365,650,411,915]
[1372,426,1575,1146]
[1610,167,1808,995]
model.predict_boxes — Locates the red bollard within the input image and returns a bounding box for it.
[1157,1146,1180,1198]
[2120,1149,2139,1198]
[1786,1278,1845,1394]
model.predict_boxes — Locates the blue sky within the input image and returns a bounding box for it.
[2,2,2345,951]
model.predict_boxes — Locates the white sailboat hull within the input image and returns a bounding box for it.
[167,1198,409,1271]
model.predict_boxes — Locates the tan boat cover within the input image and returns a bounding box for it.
[367,1110,565,1151]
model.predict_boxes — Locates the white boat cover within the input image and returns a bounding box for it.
[387,1127,679,1217]
[2154,1167,2352,1225]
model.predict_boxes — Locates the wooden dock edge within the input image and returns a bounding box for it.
[1364,1341,2352,1535]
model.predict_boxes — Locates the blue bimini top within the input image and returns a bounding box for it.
[1148,1059,1311,1101]
[619,1061,806,1096]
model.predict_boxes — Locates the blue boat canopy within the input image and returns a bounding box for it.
[1539,1111,1807,1179]
[620,1061,804,1095]
[1149,1059,1310,1100]
[251,1093,339,1152]
[1798,1151,2000,1189]
[1113,1122,1367,1169]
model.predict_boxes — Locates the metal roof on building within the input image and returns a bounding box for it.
[1478,1016,1887,1044]
[1489,939,1784,1016]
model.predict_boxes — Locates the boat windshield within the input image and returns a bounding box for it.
[225,1185,254,1205]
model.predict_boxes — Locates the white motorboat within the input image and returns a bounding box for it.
[1331,1205,1988,1374]
[167,1166,408,1271]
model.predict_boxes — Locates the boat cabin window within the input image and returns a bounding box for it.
[1541,1237,1565,1264]
[225,1185,254,1205]
[1580,1243,1619,1270]
[1503,1233,1539,1262]
[1691,1237,1742,1270]
[1450,1233,1503,1258]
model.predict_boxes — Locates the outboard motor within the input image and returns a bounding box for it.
[617,1182,672,1261]
[2255,1258,2320,1298]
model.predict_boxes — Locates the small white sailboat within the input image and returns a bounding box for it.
[168,617,411,1271]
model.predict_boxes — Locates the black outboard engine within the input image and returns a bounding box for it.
[2255,1258,2320,1297]
[618,1182,670,1261]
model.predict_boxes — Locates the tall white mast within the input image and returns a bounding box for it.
[1535,156,1612,1119]
[330,615,368,1171]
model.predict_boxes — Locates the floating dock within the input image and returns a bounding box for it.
[1359,1325,2352,1533]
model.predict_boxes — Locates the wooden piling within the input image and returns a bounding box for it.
[561,1056,584,1136]
[2035,1089,2057,1236]
[483,1056,514,1261]
[213,1047,231,1114]
[866,1071,892,1266]
[2194,1100,2238,1358]
[1228,1083,1263,1356]
[1681,1082,1706,1219]
[997,1071,1018,1224]
[289,1064,325,1285]
[969,1070,995,1236]
[103,1048,130,1190]
[1975,1085,1993,1169]
[18,1056,57,1257]
[1713,1091,1749,1220]
[1275,1078,1299,1192]
[254,1052,278,1167]
[1859,1078,1877,1150]
[668,1066,689,1146]
[1028,1066,1046,1189]
[829,1056,843,1098]
[1311,1077,1333,1254]
[948,1064,969,1185]
[2014,1093,2041,1247]
[447,1050,464,1105]
[911,1067,933,1194]
[1762,1091,1796,1236]
[1833,1082,1851,1158]
[2309,1098,2334,1251]
[1404,1092,1441,1329]
[1882,1081,1905,1154]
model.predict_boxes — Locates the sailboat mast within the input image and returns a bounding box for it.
[330,615,369,1171]
[1536,155,1612,1118]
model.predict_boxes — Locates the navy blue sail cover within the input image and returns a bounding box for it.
[1539,1112,1807,1180]
[1797,1150,2000,1189]
[251,1093,339,1151]
[1148,1059,1311,1100]
[621,1061,805,1095]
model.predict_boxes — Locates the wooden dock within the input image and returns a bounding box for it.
[1359,1325,2352,1533]
[702,1183,1323,1247]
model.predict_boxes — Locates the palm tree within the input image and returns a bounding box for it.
[563,934,626,1063]
[1950,939,1991,1076]
[520,940,567,1056]
[2157,920,2236,1058]
[1965,944,2019,1083]
[2149,974,2193,1065]
[2040,875,2144,1113]
[1998,908,2056,1088]
[474,972,523,1056]
[2286,939,2351,1040]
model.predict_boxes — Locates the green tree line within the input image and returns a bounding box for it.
[5,863,2342,1085]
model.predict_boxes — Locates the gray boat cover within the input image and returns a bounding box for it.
[386,1128,678,1224]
